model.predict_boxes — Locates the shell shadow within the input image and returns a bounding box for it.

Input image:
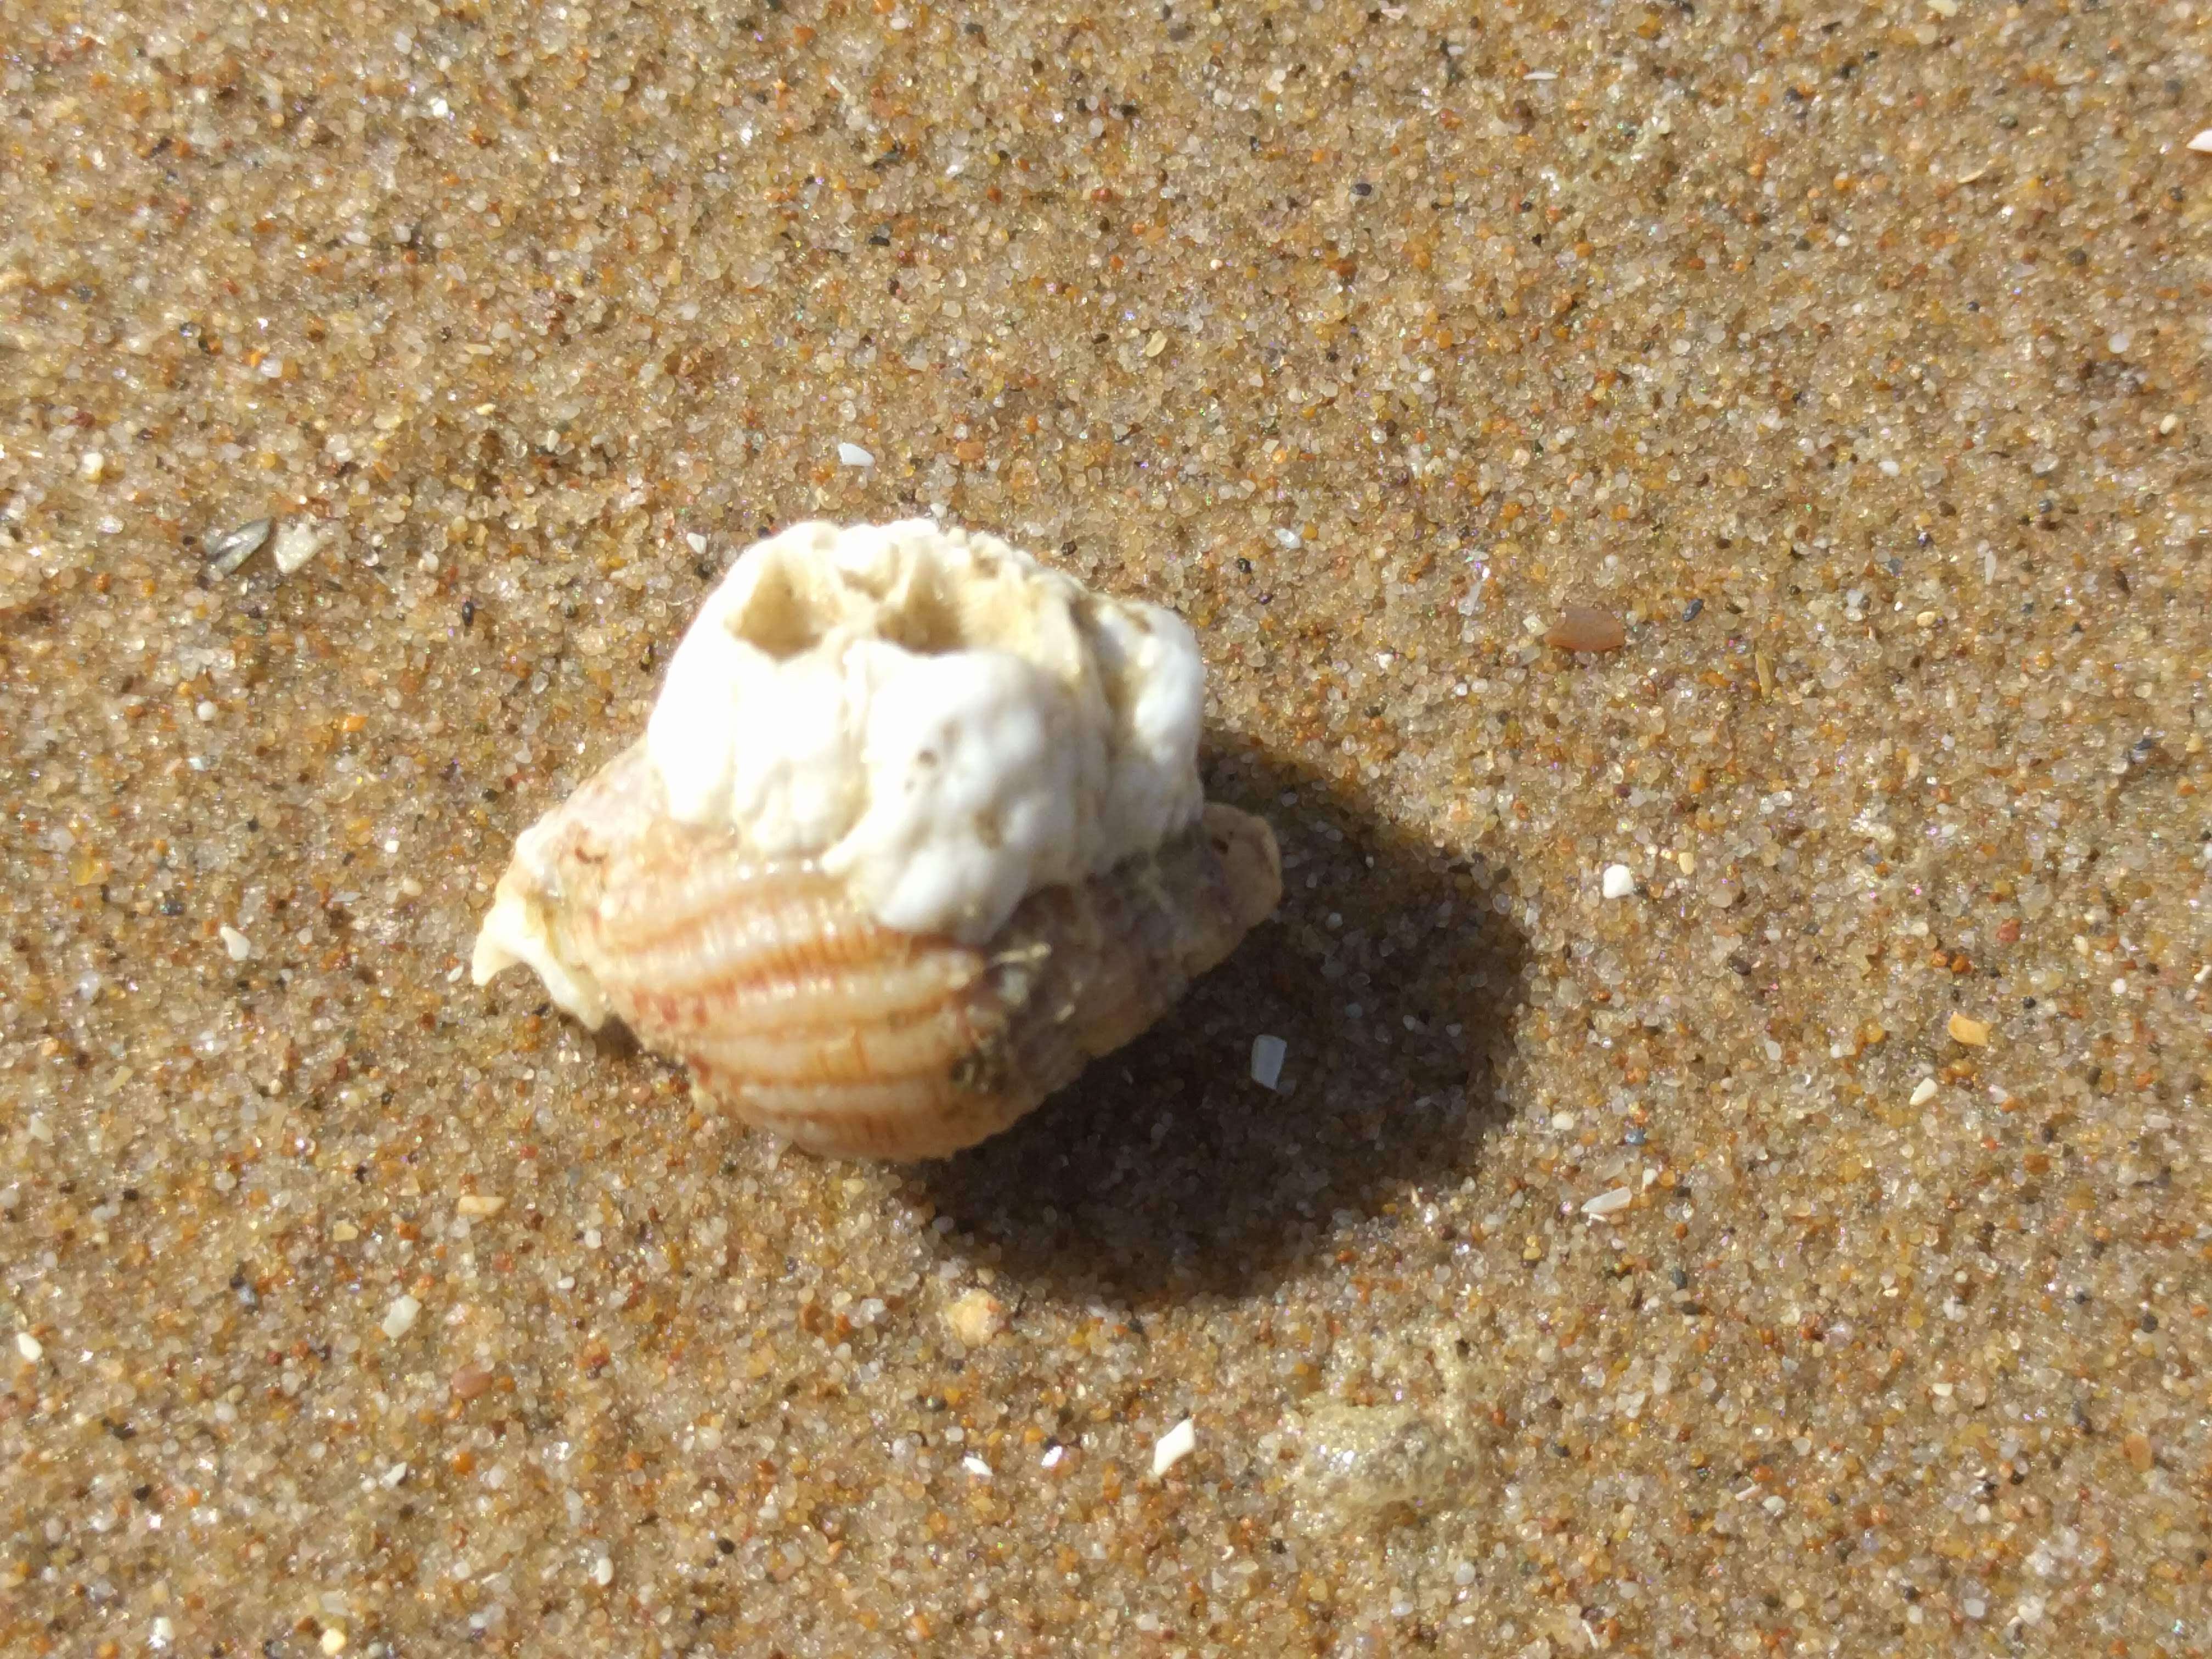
[910,731,1527,1305]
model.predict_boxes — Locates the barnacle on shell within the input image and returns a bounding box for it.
[471,521,1281,1159]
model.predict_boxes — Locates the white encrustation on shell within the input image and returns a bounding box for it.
[643,517,1207,944]
[470,520,1280,1160]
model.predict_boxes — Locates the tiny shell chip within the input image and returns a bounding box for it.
[472,520,1283,1160]
[1151,1418,1197,1479]
[272,518,323,574]
[1250,1034,1288,1091]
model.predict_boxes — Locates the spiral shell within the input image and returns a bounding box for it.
[477,743,1280,1159]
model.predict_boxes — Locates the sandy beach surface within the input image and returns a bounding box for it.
[4,1,2209,1652]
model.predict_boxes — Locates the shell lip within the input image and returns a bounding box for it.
[471,865,612,1029]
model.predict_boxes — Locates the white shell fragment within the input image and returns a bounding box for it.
[837,441,875,467]
[272,518,323,574]
[381,1295,421,1339]
[1581,1187,1633,1220]
[1600,863,1636,900]
[2190,128,2212,154]
[1152,1418,1197,1477]
[470,521,1282,1160]
[1250,1034,1288,1091]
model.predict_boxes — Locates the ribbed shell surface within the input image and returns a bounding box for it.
[509,745,1280,1158]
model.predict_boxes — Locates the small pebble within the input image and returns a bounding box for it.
[837,441,875,467]
[1250,1034,1288,1091]
[78,450,105,482]
[455,1193,507,1218]
[219,924,254,962]
[1545,605,1627,653]
[944,1288,1007,1347]
[591,1555,613,1587]
[1600,864,1636,900]
[273,519,323,574]
[203,518,272,574]
[1151,1418,1197,1478]
[450,1363,496,1401]
[319,1626,347,1655]
[381,1294,421,1339]
[1946,1012,1990,1047]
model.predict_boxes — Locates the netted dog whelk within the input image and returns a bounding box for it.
[471,520,1281,1159]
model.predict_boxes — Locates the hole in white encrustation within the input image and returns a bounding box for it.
[732,541,1022,661]
[877,577,968,656]
[730,562,827,659]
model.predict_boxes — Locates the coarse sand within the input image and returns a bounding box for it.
[2,1,2208,1653]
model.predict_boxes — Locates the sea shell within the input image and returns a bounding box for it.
[471,520,1281,1159]
[476,743,1278,1158]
